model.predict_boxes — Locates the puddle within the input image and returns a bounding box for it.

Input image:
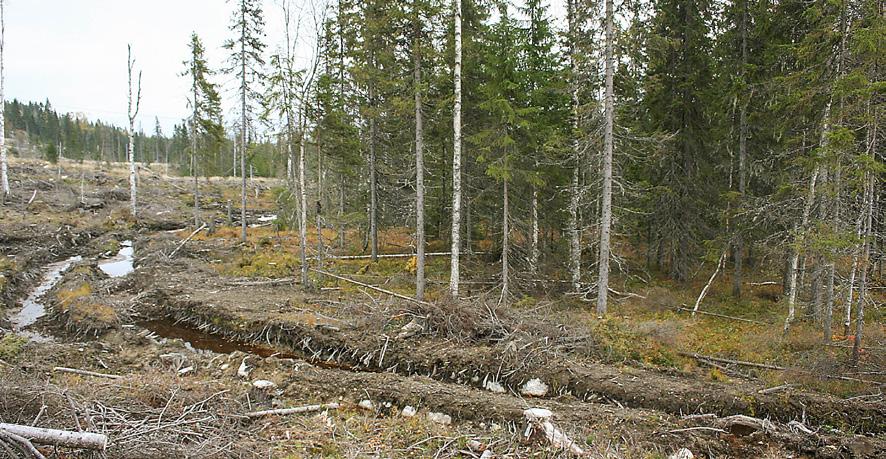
[139,319,295,358]
[11,255,82,341]
[251,214,277,227]
[98,240,134,277]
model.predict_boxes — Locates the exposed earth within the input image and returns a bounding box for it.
[1,158,883,458]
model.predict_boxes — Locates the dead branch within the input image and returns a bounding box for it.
[0,423,107,451]
[168,223,207,258]
[53,366,122,380]
[691,250,727,316]
[676,306,771,325]
[311,268,430,306]
[245,402,340,418]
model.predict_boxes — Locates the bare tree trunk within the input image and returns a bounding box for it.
[127,45,141,218]
[0,0,8,200]
[369,82,378,262]
[530,181,539,276]
[844,192,865,335]
[501,179,509,304]
[596,0,614,317]
[449,0,463,298]
[733,0,748,298]
[567,0,581,294]
[240,5,248,242]
[339,173,345,250]
[853,174,874,365]
[823,262,835,342]
[298,124,309,287]
[414,9,426,301]
[191,72,201,228]
[784,164,821,334]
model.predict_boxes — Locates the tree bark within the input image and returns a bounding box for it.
[449,0,463,298]
[299,126,309,287]
[369,82,378,262]
[191,65,201,229]
[567,0,581,294]
[0,0,8,200]
[239,3,248,242]
[596,0,614,316]
[501,179,509,304]
[733,0,748,298]
[0,423,107,451]
[127,45,141,218]
[530,182,539,276]
[852,174,873,365]
[414,6,426,301]
[784,164,821,334]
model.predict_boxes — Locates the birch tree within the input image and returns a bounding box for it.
[224,0,266,242]
[595,0,614,316]
[0,0,8,201]
[567,0,581,293]
[449,0,463,298]
[126,45,142,217]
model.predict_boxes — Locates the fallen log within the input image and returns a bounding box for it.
[168,223,207,258]
[676,306,771,325]
[0,423,107,451]
[245,402,340,418]
[679,353,885,385]
[311,268,430,306]
[53,366,122,380]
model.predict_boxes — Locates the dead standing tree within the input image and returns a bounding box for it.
[126,44,142,217]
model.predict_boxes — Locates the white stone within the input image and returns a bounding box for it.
[485,381,505,393]
[669,448,694,459]
[520,378,549,397]
[401,406,417,417]
[358,399,374,411]
[523,408,553,420]
[220,363,230,371]
[427,412,452,425]
[252,379,277,389]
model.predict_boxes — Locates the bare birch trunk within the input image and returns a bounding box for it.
[784,164,821,334]
[733,0,748,298]
[567,0,581,294]
[501,179,509,304]
[530,182,539,276]
[191,72,200,228]
[339,173,345,250]
[299,127,309,287]
[239,5,248,242]
[852,174,873,365]
[0,0,8,200]
[414,10,426,301]
[449,0,463,298]
[596,0,614,316]
[127,45,141,218]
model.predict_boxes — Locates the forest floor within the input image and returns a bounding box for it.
[0,157,884,458]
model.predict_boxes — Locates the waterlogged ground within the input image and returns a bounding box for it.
[1,158,884,458]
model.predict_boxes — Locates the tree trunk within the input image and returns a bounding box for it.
[339,173,346,250]
[191,74,200,228]
[414,9,426,301]
[127,45,140,218]
[567,0,581,294]
[299,128,309,287]
[369,83,378,262]
[502,179,509,304]
[596,0,614,317]
[239,5,248,242]
[853,174,874,365]
[822,262,835,343]
[530,182,539,276]
[0,0,8,200]
[733,0,748,298]
[784,164,821,334]
[449,0,463,298]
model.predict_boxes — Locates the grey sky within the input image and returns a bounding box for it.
[5,0,566,134]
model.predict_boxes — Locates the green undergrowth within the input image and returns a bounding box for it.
[0,334,27,361]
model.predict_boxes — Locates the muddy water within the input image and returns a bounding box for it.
[98,240,134,277]
[11,255,82,341]
[140,319,296,358]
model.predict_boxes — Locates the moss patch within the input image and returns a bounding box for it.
[0,334,27,361]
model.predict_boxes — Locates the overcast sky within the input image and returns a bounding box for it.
[6,0,566,134]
